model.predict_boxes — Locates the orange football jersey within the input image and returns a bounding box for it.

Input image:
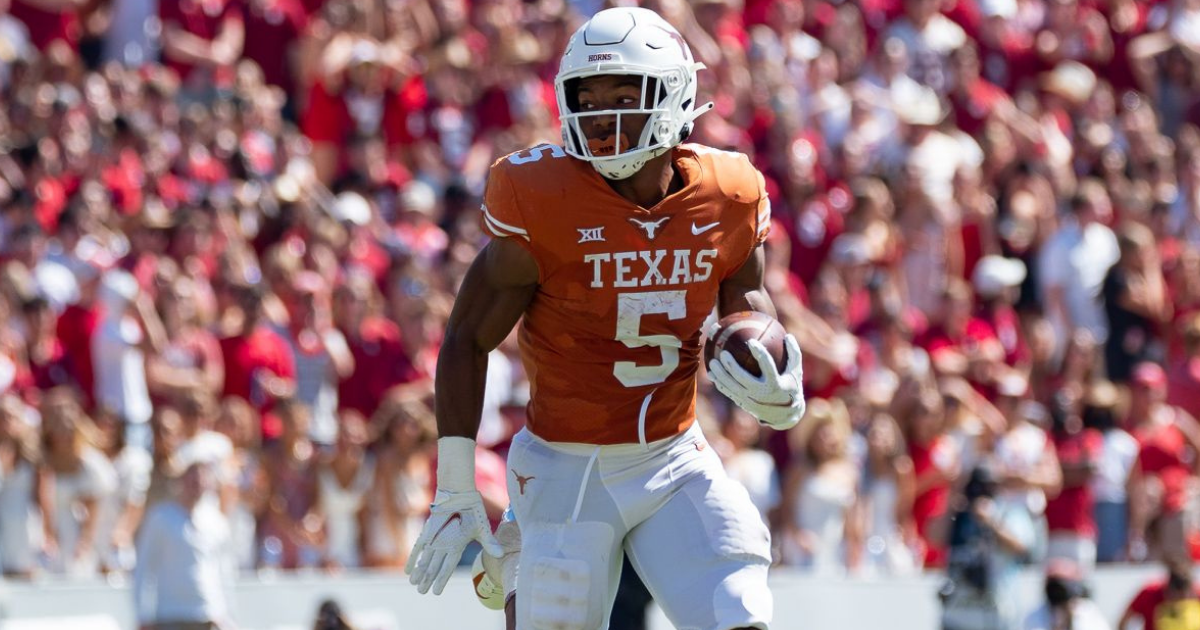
[480,143,770,445]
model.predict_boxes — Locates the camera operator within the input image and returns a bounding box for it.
[941,462,1037,630]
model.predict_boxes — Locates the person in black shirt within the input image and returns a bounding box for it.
[1103,223,1169,383]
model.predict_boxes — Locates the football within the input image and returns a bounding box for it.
[704,311,789,379]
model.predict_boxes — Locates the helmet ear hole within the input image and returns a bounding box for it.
[679,122,693,143]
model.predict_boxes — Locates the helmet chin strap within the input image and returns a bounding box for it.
[590,101,715,181]
[592,154,651,181]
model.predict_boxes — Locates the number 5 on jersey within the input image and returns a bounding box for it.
[508,144,567,165]
[614,291,686,387]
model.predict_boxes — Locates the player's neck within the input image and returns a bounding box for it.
[603,151,680,210]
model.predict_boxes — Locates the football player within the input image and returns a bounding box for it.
[405,7,806,630]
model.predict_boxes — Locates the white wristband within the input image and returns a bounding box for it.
[436,436,477,493]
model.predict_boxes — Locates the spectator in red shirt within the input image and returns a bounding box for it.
[302,36,426,185]
[18,295,71,400]
[333,271,415,419]
[1044,394,1103,572]
[9,0,82,52]
[159,0,244,99]
[240,0,307,97]
[971,255,1031,376]
[1168,315,1200,421]
[327,192,390,283]
[902,386,960,568]
[1128,362,1200,564]
[1035,0,1113,73]
[147,275,224,401]
[392,181,449,268]
[1119,559,1200,630]
[119,200,174,296]
[916,278,1005,385]
[55,259,103,408]
[948,43,1008,139]
[1167,249,1200,364]
[826,234,874,331]
[218,283,296,440]
[947,42,1043,151]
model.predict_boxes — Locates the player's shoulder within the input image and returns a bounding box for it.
[680,143,765,203]
[488,143,582,189]
[483,143,589,240]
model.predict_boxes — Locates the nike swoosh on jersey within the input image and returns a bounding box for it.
[691,221,719,235]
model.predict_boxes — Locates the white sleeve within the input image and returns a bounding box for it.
[1037,236,1066,290]
[322,329,350,360]
[80,451,117,498]
[954,132,984,171]
[1102,226,1121,269]
[121,450,154,506]
[1000,505,1037,553]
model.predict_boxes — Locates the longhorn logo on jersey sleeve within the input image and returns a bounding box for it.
[628,216,671,240]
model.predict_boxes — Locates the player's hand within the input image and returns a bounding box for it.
[406,488,502,595]
[708,334,806,430]
[406,436,503,596]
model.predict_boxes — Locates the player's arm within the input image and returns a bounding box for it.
[710,245,806,431]
[436,237,538,438]
[717,245,776,319]
[407,237,537,595]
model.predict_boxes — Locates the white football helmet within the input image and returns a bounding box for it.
[555,7,714,180]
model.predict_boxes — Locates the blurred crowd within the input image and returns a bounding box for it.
[1,0,1200,616]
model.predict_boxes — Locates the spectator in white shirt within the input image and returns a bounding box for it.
[93,270,166,451]
[92,408,153,575]
[133,456,234,630]
[0,0,32,89]
[1083,381,1138,563]
[881,0,967,94]
[7,222,78,314]
[1038,180,1121,358]
[283,271,353,446]
[853,37,926,149]
[0,394,42,578]
[38,389,118,577]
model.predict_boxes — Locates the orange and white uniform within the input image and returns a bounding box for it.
[482,144,775,630]
[481,142,770,446]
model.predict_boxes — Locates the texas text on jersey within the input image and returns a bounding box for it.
[480,141,771,445]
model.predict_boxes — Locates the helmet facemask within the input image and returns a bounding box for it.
[557,68,701,181]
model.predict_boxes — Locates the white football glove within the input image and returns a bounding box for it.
[471,518,521,610]
[708,333,806,430]
[407,437,504,596]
